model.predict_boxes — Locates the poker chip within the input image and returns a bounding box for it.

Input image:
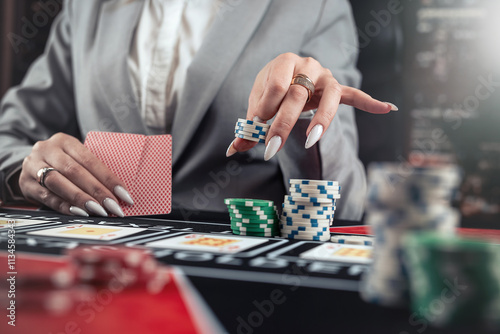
[289,187,341,194]
[280,179,339,241]
[233,119,269,143]
[289,179,339,187]
[330,235,374,246]
[237,118,270,128]
[235,134,266,143]
[68,246,161,288]
[285,195,335,204]
[280,233,331,242]
[359,163,462,308]
[225,198,279,237]
[234,129,267,139]
[234,125,267,135]
[224,198,274,207]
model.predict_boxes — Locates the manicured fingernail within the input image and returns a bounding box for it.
[103,198,125,218]
[385,102,399,111]
[69,206,89,217]
[253,116,265,123]
[264,136,282,161]
[85,201,108,217]
[305,124,324,149]
[114,185,134,205]
[226,139,237,157]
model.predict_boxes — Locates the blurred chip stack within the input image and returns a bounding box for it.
[360,163,462,307]
[224,198,279,237]
[404,232,500,330]
[280,179,340,241]
[68,246,169,294]
[0,260,90,316]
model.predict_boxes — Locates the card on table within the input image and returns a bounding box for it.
[146,233,268,254]
[84,131,172,216]
[0,218,54,229]
[300,243,373,264]
[27,224,145,240]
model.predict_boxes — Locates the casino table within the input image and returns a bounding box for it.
[0,207,496,334]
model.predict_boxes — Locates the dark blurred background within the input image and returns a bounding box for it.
[1,0,499,225]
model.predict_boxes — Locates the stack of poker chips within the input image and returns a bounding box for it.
[68,246,169,294]
[360,163,462,308]
[225,198,279,237]
[280,179,340,241]
[234,118,269,143]
[404,232,500,330]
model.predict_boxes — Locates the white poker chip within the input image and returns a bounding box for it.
[289,179,339,186]
[280,224,329,232]
[286,195,334,204]
[280,233,331,241]
[282,203,332,211]
[283,207,334,215]
[282,212,332,219]
[234,129,267,139]
[235,133,266,143]
[330,235,374,246]
[237,118,270,128]
[279,217,331,224]
[280,219,331,227]
[289,191,341,200]
[234,125,268,135]
[289,187,341,195]
[280,229,329,236]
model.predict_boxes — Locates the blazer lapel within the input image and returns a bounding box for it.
[171,0,272,165]
[94,0,147,134]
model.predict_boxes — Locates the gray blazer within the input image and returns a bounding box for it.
[0,0,367,220]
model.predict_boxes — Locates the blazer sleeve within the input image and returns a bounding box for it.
[0,1,78,203]
[277,0,367,220]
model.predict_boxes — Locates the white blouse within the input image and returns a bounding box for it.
[128,0,217,134]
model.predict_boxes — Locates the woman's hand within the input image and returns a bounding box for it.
[19,133,134,217]
[226,53,397,160]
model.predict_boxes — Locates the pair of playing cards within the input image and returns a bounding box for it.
[84,131,172,216]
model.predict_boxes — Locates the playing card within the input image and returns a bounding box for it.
[27,224,145,240]
[0,218,53,228]
[146,233,268,254]
[84,131,172,216]
[300,243,373,264]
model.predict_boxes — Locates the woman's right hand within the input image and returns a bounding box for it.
[19,133,134,217]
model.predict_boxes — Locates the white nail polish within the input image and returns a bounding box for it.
[253,116,265,123]
[114,185,134,205]
[226,139,237,157]
[103,198,125,218]
[305,124,324,149]
[69,206,89,217]
[85,201,108,217]
[384,102,399,111]
[264,136,282,161]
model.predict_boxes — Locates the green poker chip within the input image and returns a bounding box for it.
[231,221,277,229]
[232,229,277,237]
[224,198,274,207]
[230,217,278,224]
[229,212,278,220]
[227,205,277,214]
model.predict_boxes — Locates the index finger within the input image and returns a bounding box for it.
[340,86,395,114]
